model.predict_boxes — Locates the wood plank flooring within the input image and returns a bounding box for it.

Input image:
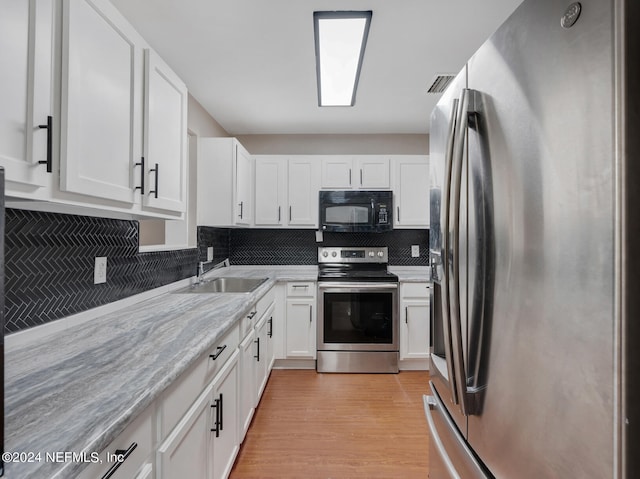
[230,370,430,479]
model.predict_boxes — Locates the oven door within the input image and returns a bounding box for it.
[317,282,398,351]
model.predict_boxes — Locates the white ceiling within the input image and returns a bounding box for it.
[110,0,522,135]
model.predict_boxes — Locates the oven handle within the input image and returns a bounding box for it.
[317,282,398,290]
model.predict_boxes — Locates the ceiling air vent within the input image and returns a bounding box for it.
[427,74,455,94]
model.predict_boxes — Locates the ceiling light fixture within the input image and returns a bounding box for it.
[313,11,372,107]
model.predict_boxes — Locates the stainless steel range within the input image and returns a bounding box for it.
[317,246,399,373]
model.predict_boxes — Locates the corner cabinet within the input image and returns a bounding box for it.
[198,138,253,227]
[392,156,430,228]
[141,49,187,214]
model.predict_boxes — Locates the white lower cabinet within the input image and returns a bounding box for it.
[285,282,317,359]
[77,405,154,479]
[399,282,431,365]
[211,351,240,479]
[157,350,240,479]
[239,329,256,441]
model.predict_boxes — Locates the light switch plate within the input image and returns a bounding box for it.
[207,247,214,262]
[94,257,107,284]
[411,245,420,258]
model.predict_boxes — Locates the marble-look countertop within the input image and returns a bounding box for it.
[4,266,317,479]
[389,266,432,283]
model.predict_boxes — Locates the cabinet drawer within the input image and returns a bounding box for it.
[256,286,275,318]
[77,406,153,479]
[286,282,315,297]
[401,282,430,299]
[160,322,239,439]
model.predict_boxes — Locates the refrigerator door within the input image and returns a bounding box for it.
[465,0,615,477]
[429,68,467,434]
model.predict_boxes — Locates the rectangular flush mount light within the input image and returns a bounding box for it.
[313,11,372,107]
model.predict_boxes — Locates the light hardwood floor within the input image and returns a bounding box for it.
[230,369,430,479]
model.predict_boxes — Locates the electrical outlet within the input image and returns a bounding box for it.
[207,247,214,262]
[94,257,107,284]
[411,245,420,258]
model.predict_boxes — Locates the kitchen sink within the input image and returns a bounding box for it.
[174,277,268,294]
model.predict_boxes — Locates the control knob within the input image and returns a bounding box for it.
[377,251,384,257]
[332,251,338,257]
[368,251,375,257]
[322,251,329,257]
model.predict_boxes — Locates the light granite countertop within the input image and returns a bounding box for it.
[4,266,317,479]
[389,266,431,283]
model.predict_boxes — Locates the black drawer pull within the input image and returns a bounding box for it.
[38,115,52,173]
[101,442,137,479]
[254,337,260,361]
[210,344,227,360]
[268,317,273,338]
[247,311,257,319]
[211,397,220,437]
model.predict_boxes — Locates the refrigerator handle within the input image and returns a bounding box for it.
[441,98,460,406]
[449,88,472,417]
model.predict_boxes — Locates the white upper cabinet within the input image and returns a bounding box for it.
[287,157,320,227]
[320,156,390,190]
[0,0,54,189]
[142,49,187,214]
[254,156,287,226]
[392,156,430,228]
[198,138,253,227]
[253,156,320,228]
[59,0,143,205]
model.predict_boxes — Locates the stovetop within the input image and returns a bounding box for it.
[317,247,398,282]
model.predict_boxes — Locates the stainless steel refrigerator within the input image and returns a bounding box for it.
[426,0,639,477]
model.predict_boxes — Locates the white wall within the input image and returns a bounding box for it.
[235,134,429,155]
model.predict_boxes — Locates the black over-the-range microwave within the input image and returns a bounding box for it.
[319,190,393,232]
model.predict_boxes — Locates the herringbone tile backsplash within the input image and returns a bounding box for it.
[6,211,428,335]
[5,209,197,334]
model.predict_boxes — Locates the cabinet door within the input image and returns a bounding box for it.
[157,382,212,478]
[0,0,52,188]
[321,156,353,188]
[394,157,430,228]
[357,157,390,189]
[255,312,270,399]
[60,0,142,204]
[400,301,431,360]
[288,158,319,227]
[142,49,187,213]
[239,330,256,440]
[254,157,286,226]
[211,351,240,479]
[235,143,252,225]
[285,299,316,359]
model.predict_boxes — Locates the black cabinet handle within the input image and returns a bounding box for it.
[254,337,260,361]
[405,307,409,324]
[278,206,281,223]
[268,317,273,338]
[211,397,220,437]
[360,169,363,186]
[101,442,137,479]
[38,115,52,173]
[397,206,400,223]
[209,344,227,360]
[247,311,257,319]
[134,156,145,194]
[238,201,244,219]
[219,393,224,431]
[149,163,159,198]
[289,205,292,222]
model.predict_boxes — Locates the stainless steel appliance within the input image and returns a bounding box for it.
[317,247,399,373]
[426,0,640,477]
[319,190,392,232]
[1,168,4,477]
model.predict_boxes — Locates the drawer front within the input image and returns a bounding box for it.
[240,307,258,338]
[401,282,430,299]
[77,406,153,479]
[256,286,275,318]
[286,282,315,297]
[160,322,239,439]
